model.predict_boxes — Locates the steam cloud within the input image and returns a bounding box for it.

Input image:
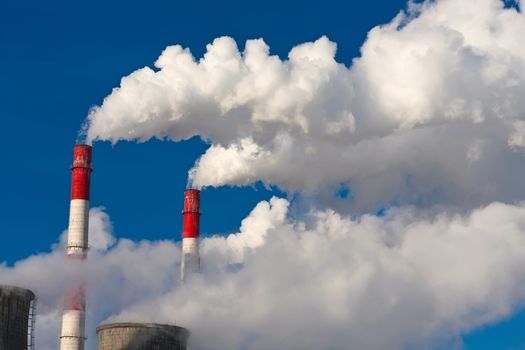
[3,0,525,349]
[84,0,525,211]
[3,201,525,349]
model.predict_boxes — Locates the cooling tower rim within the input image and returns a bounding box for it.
[96,322,190,335]
[0,284,35,299]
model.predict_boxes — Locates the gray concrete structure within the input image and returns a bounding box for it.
[96,323,189,350]
[0,285,36,350]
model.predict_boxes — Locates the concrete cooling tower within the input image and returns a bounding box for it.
[0,285,36,350]
[96,323,189,350]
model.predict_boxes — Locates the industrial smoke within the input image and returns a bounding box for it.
[3,199,525,349]
[2,0,525,349]
[83,0,525,212]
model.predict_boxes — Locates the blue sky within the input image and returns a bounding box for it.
[1,0,524,348]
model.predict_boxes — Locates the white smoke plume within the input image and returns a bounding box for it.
[104,198,525,350]
[3,200,525,349]
[84,0,525,211]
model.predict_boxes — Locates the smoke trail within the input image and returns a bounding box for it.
[84,0,525,211]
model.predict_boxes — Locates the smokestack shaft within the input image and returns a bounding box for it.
[60,145,92,350]
[181,189,200,281]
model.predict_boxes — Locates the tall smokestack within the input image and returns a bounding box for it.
[60,144,92,350]
[180,189,200,281]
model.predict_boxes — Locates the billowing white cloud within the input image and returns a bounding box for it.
[84,0,525,211]
[3,201,525,349]
[108,198,525,350]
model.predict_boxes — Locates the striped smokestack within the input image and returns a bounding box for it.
[60,144,92,350]
[180,189,200,281]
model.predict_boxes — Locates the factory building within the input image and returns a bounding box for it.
[96,323,189,350]
[0,285,36,350]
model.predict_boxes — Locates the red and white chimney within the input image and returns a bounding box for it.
[181,189,201,281]
[60,144,92,350]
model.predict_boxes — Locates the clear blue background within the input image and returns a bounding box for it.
[0,0,523,348]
